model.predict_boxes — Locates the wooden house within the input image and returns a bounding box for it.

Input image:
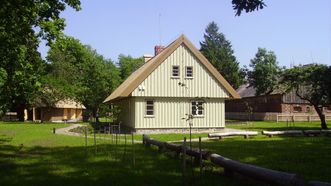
[104,35,239,133]
[26,99,86,122]
[226,84,331,121]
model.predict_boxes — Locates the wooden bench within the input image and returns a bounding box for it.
[208,131,258,139]
[262,130,303,137]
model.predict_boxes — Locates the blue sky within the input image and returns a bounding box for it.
[39,0,331,67]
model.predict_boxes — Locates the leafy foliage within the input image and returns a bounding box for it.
[0,68,7,88]
[232,0,266,16]
[0,0,81,120]
[117,54,144,81]
[282,64,331,129]
[47,36,121,121]
[247,48,282,95]
[200,22,243,89]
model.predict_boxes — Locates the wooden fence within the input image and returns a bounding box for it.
[143,135,330,186]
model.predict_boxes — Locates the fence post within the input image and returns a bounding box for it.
[53,128,56,134]
[132,132,135,168]
[286,119,289,128]
[84,126,88,156]
[94,129,97,154]
[199,136,202,175]
[182,137,187,179]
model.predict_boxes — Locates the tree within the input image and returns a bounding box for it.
[0,0,81,120]
[247,48,282,95]
[0,68,6,88]
[232,0,266,16]
[200,22,243,89]
[282,64,331,129]
[117,55,144,81]
[47,36,120,122]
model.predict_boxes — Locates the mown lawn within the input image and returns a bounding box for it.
[0,122,262,186]
[196,121,331,183]
[227,120,324,131]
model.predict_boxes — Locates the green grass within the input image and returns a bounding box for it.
[196,135,331,183]
[136,133,209,142]
[227,121,323,131]
[0,122,261,186]
[1,121,330,185]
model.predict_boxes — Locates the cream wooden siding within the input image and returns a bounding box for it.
[132,44,230,98]
[134,97,225,129]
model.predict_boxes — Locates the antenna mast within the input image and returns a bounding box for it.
[158,13,162,45]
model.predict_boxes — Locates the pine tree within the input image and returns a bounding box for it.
[200,22,243,89]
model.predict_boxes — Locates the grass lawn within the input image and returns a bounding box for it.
[227,120,324,131]
[195,121,331,183]
[0,122,262,186]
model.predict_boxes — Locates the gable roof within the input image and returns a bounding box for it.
[237,83,284,98]
[104,34,240,103]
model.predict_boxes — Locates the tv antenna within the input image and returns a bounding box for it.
[158,13,162,45]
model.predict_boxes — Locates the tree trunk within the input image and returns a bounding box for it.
[92,108,100,123]
[313,105,328,129]
[17,105,26,122]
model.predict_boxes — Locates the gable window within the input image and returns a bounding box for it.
[192,100,204,116]
[172,66,180,78]
[186,66,193,78]
[145,100,154,116]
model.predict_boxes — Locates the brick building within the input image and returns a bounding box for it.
[225,84,331,121]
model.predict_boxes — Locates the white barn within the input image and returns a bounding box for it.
[104,35,240,133]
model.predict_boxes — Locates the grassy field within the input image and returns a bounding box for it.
[0,122,262,186]
[197,121,331,183]
[227,120,324,131]
[1,121,330,185]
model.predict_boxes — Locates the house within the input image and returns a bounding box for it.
[103,35,239,133]
[225,84,331,121]
[25,99,86,122]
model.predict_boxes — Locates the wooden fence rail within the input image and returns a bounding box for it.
[142,134,331,186]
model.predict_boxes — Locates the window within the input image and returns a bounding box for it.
[186,66,193,78]
[293,106,302,112]
[172,66,180,77]
[145,100,154,116]
[306,106,311,113]
[192,101,204,116]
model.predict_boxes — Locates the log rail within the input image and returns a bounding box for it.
[143,134,330,186]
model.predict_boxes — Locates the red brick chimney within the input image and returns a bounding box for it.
[154,45,165,56]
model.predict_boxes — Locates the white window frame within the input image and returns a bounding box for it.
[185,66,193,79]
[145,100,155,117]
[191,100,204,117]
[171,65,180,78]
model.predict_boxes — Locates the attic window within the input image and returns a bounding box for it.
[172,66,180,77]
[145,100,154,116]
[186,66,193,78]
[192,101,204,116]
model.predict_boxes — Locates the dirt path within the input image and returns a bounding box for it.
[55,124,85,136]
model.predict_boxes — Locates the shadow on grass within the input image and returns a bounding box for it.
[195,135,331,183]
[0,142,265,186]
